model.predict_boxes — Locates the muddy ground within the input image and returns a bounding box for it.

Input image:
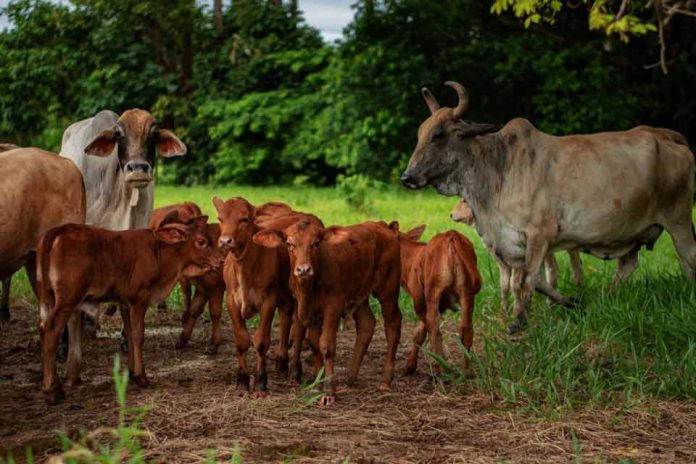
[1,302,696,463]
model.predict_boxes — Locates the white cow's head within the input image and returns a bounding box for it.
[401,82,501,196]
[84,109,187,188]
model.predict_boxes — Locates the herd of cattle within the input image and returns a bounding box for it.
[1,81,695,406]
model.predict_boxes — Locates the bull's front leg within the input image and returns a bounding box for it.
[509,235,550,335]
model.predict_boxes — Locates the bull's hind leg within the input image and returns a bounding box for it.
[544,254,558,289]
[569,250,584,285]
[65,311,84,386]
[494,255,512,313]
[510,234,551,334]
[346,301,376,385]
[176,289,207,350]
[664,219,696,279]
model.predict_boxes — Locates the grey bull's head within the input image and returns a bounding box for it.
[84,109,187,188]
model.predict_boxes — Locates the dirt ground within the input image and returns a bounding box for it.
[2,302,696,464]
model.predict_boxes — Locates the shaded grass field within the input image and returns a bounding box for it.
[3,185,696,462]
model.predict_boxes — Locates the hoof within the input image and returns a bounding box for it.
[275,358,289,376]
[205,344,219,356]
[320,394,335,407]
[378,382,391,392]
[119,337,129,353]
[132,374,150,388]
[64,377,81,387]
[236,372,251,390]
[44,386,65,405]
[252,390,267,399]
[404,365,416,376]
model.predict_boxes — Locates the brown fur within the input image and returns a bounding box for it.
[36,215,224,405]
[254,220,402,405]
[214,197,321,394]
[396,225,482,373]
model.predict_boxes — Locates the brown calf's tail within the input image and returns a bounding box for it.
[37,227,64,326]
[447,232,482,295]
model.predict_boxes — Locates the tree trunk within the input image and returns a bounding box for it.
[214,0,223,33]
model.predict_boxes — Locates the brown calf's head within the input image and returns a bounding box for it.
[213,196,257,255]
[154,211,225,277]
[450,199,474,225]
[84,109,187,188]
[401,82,501,194]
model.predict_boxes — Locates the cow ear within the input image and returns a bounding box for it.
[157,129,187,157]
[85,130,116,157]
[406,224,426,241]
[188,215,208,229]
[155,224,189,244]
[253,230,284,248]
[324,229,351,246]
[159,209,181,226]
[212,196,225,213]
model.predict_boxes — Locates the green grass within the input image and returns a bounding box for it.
[8,184,696,415]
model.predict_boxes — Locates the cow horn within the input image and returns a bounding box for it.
[421,88,440,115]
[445,81,469,119]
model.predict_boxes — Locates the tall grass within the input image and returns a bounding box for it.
[7,184,696,414]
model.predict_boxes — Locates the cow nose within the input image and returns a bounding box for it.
[218,236,234,248]
[400,172,413,184]
[295,264,313,278]
[450,213,455,220]
[125,162,151,174]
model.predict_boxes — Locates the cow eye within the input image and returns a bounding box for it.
[313,240,320,248]
[431,129,444,141]
[196,238,207,247]
[114,129,124,139]
[240,217,249,224]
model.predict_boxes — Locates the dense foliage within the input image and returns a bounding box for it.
[1,0,694,185]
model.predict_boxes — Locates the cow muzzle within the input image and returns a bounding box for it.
[294,264,313,279]
[124,162,153,188]
[400,170,426,189]
[218,235,235,249]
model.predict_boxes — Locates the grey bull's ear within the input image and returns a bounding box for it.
[85,130,117,157]
[157,129,187,157]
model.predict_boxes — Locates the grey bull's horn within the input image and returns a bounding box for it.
[421,88,440,115]
[444,81,469,119]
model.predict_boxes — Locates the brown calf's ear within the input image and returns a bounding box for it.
[157,129,187,157]
[85,130,116,157]
[155,223,189,244]
[253,230,284,248]
[406,224,426,241]
[188,215,209,229]
[212,196,225,213]
[324,228,352,246]
[159,209,181,227]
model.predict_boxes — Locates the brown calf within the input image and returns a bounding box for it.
[37,213,224,404]
[148,203,226,354]
[396,224,482,374]
[254,220,402,406]
[214,197,320,395]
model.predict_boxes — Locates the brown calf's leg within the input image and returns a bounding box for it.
[405,321,427,375]
[0,276,10,321]
[119,306,135,373]
[177,290,207,350]
[129,303,150,387]
[42,306,72,404]
[180,279,193,323]
[289,317,306,385]
[206,285,224,355]
[377,293,402,391]
[459,292,476,370]
[275,306,292,375]
[319,306,342,406]
[227,297,251,390]
[424,291,445,370]
[252,298,277,396]
[346,302,376,385]
[65,311,84,386]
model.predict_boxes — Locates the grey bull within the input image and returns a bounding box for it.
[402,81,696,334]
